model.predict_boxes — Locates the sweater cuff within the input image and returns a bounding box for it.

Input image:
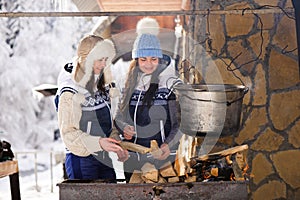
[80,135,103,155]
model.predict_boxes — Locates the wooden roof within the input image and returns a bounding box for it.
[72,0,190,12]
[71,0,100,12]
[97,0,190,11]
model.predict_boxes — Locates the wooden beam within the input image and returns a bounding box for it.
[0,8,294,18]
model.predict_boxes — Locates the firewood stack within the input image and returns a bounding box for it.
[129,161,180,184]
[110,131,249,183]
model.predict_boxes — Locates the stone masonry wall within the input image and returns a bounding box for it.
[188,0,299,199]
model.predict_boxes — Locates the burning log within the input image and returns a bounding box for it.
[191,144,248,162]
[189,144,249,182]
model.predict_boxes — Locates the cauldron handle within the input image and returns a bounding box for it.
[226,86,249,106]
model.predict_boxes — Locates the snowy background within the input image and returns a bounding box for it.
[0,1,127,199]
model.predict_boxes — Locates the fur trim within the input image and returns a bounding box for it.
[103,66,112,84]
[136,17,159,36]
[75,39,116,87]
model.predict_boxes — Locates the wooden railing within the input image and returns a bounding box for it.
[14,150,65,192]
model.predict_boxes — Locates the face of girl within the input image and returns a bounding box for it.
[138,57,159,74]
[93,57,108,75]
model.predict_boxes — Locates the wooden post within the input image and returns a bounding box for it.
[9,172,21,200]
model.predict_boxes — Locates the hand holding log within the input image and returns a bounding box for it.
[109,130,151,154]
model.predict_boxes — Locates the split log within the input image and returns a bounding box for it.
[120,141,151,154]
[150,140,163,158]
[143,178,156,183]
[174,134,198,176]
[184,175,197,183]
[109,130,151,154]
[174,153,187,177]
[129,170,144,183]
[159,161,177,177]
[110,131,165,155]
[157,176,168,183]
[168,176,180,183]
[141,162,159,182]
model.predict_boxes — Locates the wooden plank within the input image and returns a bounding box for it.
[0,160,19,178]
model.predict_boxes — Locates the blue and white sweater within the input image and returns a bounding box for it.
[57,65,112,157]
[115,59,181,151]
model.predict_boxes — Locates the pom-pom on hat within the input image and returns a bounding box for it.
[73,35,116,87]
[132,17,163,59]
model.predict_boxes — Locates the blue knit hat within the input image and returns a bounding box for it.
[132,17,163,59]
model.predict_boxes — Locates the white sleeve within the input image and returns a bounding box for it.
[57,92,103,156]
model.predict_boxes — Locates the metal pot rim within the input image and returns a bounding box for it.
[173,84,247,92]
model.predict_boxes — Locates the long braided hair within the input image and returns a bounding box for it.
[85,69,106,97]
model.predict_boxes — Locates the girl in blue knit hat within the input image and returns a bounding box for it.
[114,17,182,182]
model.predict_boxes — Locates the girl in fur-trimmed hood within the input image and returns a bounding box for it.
[57,35,127,180]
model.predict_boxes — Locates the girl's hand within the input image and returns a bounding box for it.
[156,143,170,160]
[116,149,129,162]
[123,125,136,140]
[99,138,123,153]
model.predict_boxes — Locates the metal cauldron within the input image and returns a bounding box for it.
[174,84,248,137]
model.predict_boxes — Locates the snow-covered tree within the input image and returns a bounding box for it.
[0,0,94,150]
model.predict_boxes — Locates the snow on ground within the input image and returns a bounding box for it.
[0,144,125,200]
[0,157,62,200]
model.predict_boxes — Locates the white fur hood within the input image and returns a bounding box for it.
[72,39,116,88]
